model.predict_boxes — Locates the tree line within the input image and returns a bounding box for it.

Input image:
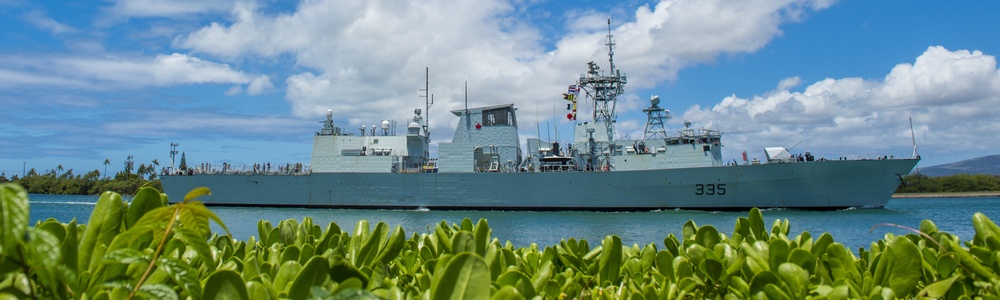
[896,173,1000,193]
[0,163,161,195]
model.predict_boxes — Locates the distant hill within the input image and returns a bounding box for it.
[917,154,1000,177]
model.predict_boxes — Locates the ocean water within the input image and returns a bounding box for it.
[27,194,1000,252]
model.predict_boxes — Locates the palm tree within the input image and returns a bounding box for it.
[151,159,160,179]
[103,158,110,179]
[56,164,63,177]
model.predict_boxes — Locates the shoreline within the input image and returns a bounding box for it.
[892,191,1000,198]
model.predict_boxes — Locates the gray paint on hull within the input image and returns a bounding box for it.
[162,159,918,210]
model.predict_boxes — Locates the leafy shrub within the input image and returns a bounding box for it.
[2,182,1000,299]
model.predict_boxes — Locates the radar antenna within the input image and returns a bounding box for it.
[642,95,670,139]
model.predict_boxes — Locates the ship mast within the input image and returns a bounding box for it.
[578,18,626,149]
[419,67,433,137]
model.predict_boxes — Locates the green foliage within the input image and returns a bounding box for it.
[3,182,1000,299]
[897,173,1000,193]
[12,166,160,196]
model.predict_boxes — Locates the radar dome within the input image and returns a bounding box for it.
[407,121,420,134]
[381,120,390,130]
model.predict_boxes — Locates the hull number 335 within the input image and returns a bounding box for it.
[695,184,726,195]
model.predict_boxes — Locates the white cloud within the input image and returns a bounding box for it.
[22,10,76,34]
[2,53,257,89]
[225,85,243,95]
[683,46,1000,161]
[101,111,307,136]
[175,0,833,135]
[246,75,273,95]
[875,46,998,107]
[107,0,235,18]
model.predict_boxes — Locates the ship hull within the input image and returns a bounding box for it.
[161,159,918,211]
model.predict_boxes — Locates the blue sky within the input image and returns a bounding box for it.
[2,0,999,177]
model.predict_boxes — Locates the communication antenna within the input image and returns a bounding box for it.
[909,117,918,159]
[418,67,433,137]
[607,18,615,74]
[465,81,471,137]
[909,117,922,189]
[169,143,179,171]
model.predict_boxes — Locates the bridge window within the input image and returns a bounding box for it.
[481,107,516,127]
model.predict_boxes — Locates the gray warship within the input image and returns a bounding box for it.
[161,26,919,211]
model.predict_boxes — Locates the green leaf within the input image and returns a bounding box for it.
[328,259,369,287]
[102,248,150,265]
[768,239,789,271]
[919,219,938,235]
[655,250,675,281]
[203,269,248,300]
[155,255,203,300]
[126,187,165,230]
[430,252,490,300]
[917,275,959,298]
[763,283,791,300]
[887,236,921,297]
[0,183,29,262]
[452,231,476,254]
[62,219,80,273]
[682,220,698,241]
[245,280,275,300]
[598,235,623,285]
[787,249,814,271]
[78,191,125,272]
[496,270,535,299]
[825,243,861,284]
[182,201,230,236]
[491,286,525,300]
[474,219,490,256]
[271,260,301,293]
[973,212,1000,249]
[749,270,778,295]
[183,187,211,203]
[356,222,388,267]
[135,283,180,300]
[257,221,272,247]
[24,227,64,296]
[375,225,406,265]
[699,258,724,283]
[748,208,768,241]
[811,233,834,258]
[777,262,808,298]
[695,225,721,249]
[173,227,216,271]
[286,256,328,300]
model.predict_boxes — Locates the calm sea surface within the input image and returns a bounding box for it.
[27,194,1000,252]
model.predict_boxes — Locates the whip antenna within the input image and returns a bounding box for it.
[909,117,918,159]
